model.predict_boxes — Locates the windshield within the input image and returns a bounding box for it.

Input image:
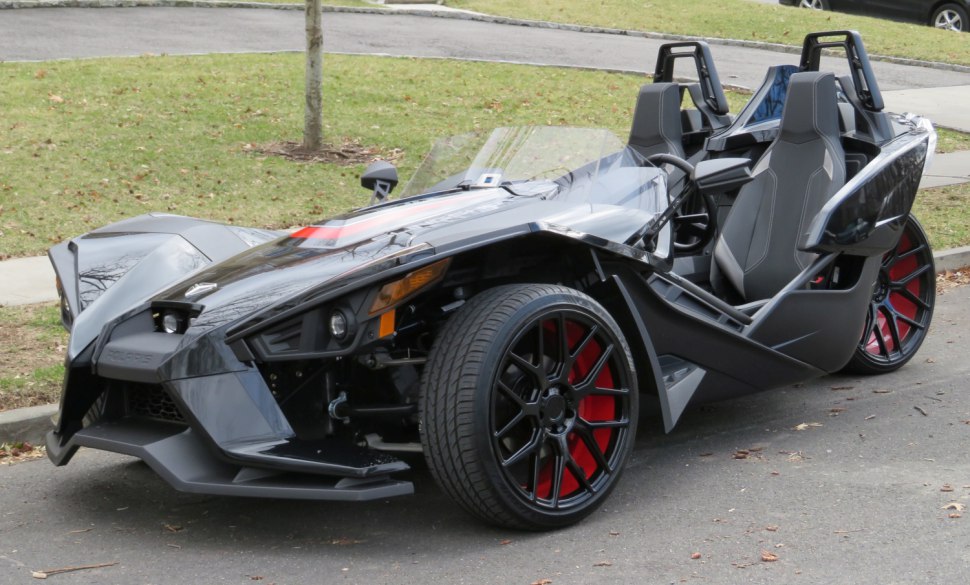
[400,126,667,214]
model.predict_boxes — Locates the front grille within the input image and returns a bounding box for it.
[125,383,186,424]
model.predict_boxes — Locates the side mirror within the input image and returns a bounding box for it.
[361,161,399,205]
[692,158,753,194]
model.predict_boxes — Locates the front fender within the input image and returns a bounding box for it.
[50,213,280,360]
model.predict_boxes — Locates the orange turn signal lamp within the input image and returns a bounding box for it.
[369,258,451,315]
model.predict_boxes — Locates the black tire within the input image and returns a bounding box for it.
[420,284,638,530]
[797,0,829,9]
[932,4,968,31]
[842,215,935,375]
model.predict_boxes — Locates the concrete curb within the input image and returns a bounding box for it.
[0,404,56,447]
[2,0,970,74]
[935,245,970,272]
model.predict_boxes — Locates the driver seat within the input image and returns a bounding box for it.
[713,71,846,302]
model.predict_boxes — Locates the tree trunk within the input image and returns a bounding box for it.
[303,0,323,151]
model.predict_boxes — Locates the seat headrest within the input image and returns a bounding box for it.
[629,82,684,156]
[779,72,840,145]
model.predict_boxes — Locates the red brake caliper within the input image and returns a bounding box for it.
[866,231,920,355]
[536,320,617,500]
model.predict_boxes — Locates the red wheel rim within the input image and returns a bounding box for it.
[861,221,934,362]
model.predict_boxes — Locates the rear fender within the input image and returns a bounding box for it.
[803,128,931,256]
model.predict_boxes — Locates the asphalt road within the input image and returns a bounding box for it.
[2,287,968,584]
[2,8,970,92]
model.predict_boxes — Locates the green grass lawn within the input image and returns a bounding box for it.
[0,304,65,411]
[0,53,737,259]
[1,52,967,260]
[449,0,970,67]
[913,183,970,251]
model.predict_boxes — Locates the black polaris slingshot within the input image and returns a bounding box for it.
[46,31,937,530]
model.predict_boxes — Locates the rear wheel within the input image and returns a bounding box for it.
[798,0,829,9]
[843,215,935,374]
[932,4,968,31]
[420,284,638,530]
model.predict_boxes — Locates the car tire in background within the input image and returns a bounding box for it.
[420,284,638,530]
[795,0,830,8]
[932,3,969,31]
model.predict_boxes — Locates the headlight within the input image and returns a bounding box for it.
[329,309,349,340]
[161,311,184,334]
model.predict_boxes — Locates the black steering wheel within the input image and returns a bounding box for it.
[646,154,717,255]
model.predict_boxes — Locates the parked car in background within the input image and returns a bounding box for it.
[779,0,969,31]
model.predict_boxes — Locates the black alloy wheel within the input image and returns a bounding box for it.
[843,215,935,374]
[420,284,638,530]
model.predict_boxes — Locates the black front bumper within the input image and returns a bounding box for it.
[49,327,415,502]
[47,419,413,501]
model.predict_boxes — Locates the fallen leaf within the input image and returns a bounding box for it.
[941,484,954,492]
[609,531,620,536]
[163,524,183,533]
[949,513,962,519]
[531,580,553,585]
[765,525,779,532]
[48,94,64,103]
[499,539,512,545]
[761,550,779,562]
[733,450,749,460]
[593,561,612,567]
[914,406,928,417]
[793,422,823,431]
[872,388,892,394]
[830,385,854,391]
[943,503,966,512]
[691,552,702,560]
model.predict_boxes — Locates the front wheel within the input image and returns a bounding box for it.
[932,4,968,31]
[842,215,935,375]
[420,284,638,530]
[798,0,829,9]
